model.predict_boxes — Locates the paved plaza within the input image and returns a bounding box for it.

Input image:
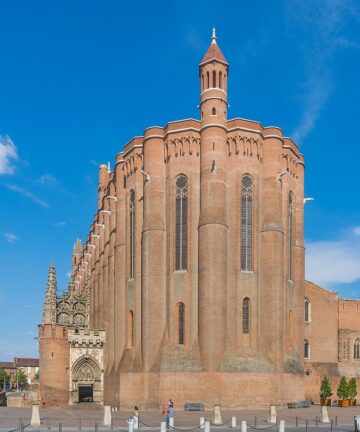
[0,405,360,432]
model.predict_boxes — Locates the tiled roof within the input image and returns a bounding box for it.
[0,362,16,369]
[201,42,227,65]
[13,358,39,367]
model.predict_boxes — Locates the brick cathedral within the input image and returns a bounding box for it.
[39,30,360,408]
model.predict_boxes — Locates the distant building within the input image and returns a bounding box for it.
[38,30,360,408]
[0,358,39,387]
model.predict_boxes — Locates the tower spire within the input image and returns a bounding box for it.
[211,27,217,44]
[42,262,57,325]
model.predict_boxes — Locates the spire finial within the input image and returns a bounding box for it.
[211,28,217,44]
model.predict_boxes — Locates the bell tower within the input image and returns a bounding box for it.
[198,29,229,371]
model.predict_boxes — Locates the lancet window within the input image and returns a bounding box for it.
[241,175,253,271]
[178,302,185,345]
[129,190,135,279]
[242,297,250,334]
[289,191,294,281]
[304,339,310,359]
[304,297,311,322]
[175,175,188,271]
[354,339,360,360]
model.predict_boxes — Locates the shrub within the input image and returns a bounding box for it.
[348,378,357,399]
[337,376,349,400]
[320,376,333,399]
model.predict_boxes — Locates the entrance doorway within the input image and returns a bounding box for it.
[78,384,93,402]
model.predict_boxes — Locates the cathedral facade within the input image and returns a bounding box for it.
[39,31,360,408]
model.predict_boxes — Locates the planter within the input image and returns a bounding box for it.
[320,398,331,406]
[338,399,350,407]
[350,399,357,406]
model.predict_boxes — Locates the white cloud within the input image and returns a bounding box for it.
[306,231,360,288]
[6,183,49,208]
[66,271,72,278]
[39,173,57,186]
[287,1,360,143]
[53,221,67,227]
[4,232,19,244]
[354,226,360,236]
[0,135,18,174]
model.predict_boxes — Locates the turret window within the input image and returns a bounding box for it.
[211,107,216,116]
[129,190,135,279]
[175,175,188,270]
[206,72,210,89]
[212,70,216,87]
[242,297,250,334]
[201,74,204,91]
[219,71,222,88]
[241,175,253,272]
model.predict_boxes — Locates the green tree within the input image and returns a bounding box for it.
[320,376,333,399]
[337,376,349,400]
[348,378,358,399]
[16,370,27,389]
[0,368,10,390]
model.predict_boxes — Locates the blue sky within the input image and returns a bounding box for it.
[0,0,359,360]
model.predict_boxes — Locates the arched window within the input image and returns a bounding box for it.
[211,107,216,115]
[128,310,134,348]
[242,297,250,334]
[212,70,216,87]
[304,297,311,322]
[175,175,188,270]
[304,339,310,359]
[289,191,294,281]
[129,190,135,279]
[241,175,253,271]
[219,71,222,88]
[206,71,210,89]
[354,339,360,359]
[178,303,185,344]
[201,74,204,91]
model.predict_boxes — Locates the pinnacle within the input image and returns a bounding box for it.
[200,28,228,65]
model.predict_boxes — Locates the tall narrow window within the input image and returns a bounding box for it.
[354,339,360,359]
[289,191,294,281]
[304,339,310,359]
[212,70,216,87]
[128,310,134,348]
[129,190,135,279]
[242,297,250,334]
[241,175,253,271]
[206,72,210,89]
[304,297,311,322]
[175,175,188,270]
[219,71,222,88]
[178,303,185,344]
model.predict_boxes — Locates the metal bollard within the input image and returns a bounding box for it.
[316,416,318,428]
[95,422,98,432]
[47,417,51,430]
[331,419,334,432]
[204,420,211,432]
[241,420,247,432]
[78,418,82,430]
[255,416,257,427]
[111,417,114,430]
[296,417,298,427]
[306,419,309,432]
[160,421,167,432]
[231,417,236,428]
[59,423,62,432]
[335,416,338,426]
[200,417,205,429]
[279,420,285,432]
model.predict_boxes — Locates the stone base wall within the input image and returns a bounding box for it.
[117,372,305,409]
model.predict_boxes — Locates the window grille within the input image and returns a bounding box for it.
[175,175,188,270]
[304,339,310,359]
[289,192,294,281]
[178,303,185,344]
[129,190,135,279]
[241,176,253,271]
[242,297,250,334]
[304,298,311,322]
[354,339,360,359]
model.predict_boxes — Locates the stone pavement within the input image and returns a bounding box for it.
[0,405,360,430]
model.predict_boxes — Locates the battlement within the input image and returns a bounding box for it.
[68,328,106,348]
